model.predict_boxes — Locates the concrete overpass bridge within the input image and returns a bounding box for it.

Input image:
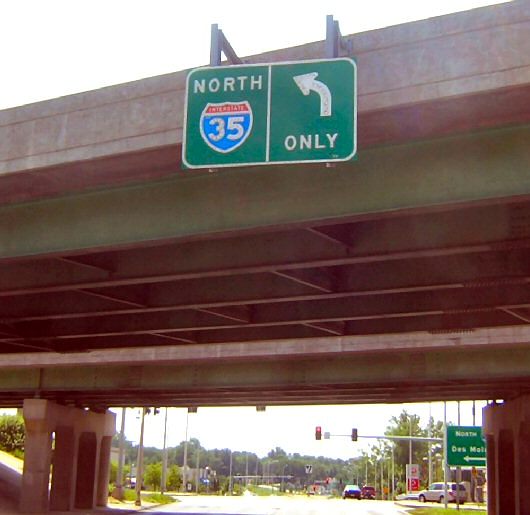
[1,2,529,512]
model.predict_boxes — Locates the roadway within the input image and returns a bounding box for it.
[121,496,409,515]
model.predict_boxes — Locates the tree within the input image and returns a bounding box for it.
[167,464,182,491]
[109,461,130,486]
[0,414,25,456]
[425,416,445,483]
[267,447,287,459]
[144,462,162,490]
[385,410,426,479]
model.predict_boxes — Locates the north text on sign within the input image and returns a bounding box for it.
[193,75,264,94]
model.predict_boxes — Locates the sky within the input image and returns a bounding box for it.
[114,401,488,460]
[0,0,508,110]
[2,0,505,460]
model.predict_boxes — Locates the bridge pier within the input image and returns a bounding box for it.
[19,399,115,513]
[483,395,530,515]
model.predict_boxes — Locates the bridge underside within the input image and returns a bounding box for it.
[1,2,530,410]
[1,124,530,407]
[1,124,530,355]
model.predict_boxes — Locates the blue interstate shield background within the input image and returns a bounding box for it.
[200,102,253,153]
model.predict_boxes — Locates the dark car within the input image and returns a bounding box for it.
[342,484,362,499]
[361,485,376,499]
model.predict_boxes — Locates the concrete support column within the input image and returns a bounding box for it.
[486,434,497,515]
[518,422,530,515]
[74,432,98,509]
[20,399,115,513]
[49,426,76,511]
[483,394,530,515]
[497,429,515,514]
[96,436,113,506]
[19,406,53,513]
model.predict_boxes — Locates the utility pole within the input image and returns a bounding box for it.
[135,407,147,506]
[228,450,233,495]
[381,451,385,499]
[195,446,200,494]
[456,401,461,511]
[161,407,168,494]
[114,407,126,500]
[428,403,433,486]
[245,452,249,487]
[443,402,448,509]
[409,416,413,470]
[408,416,412,494]
[392,442,396,500]
[182,410,190,492]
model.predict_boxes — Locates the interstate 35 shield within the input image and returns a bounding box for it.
[199,101,253,153]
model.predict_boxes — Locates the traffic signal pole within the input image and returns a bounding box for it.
[135,407,147,506]
[324,433,443,443]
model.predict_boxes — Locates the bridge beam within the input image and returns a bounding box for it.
[1,124,529,260]
[2,337,530,407]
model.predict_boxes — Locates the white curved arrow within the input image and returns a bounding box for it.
[293,72,332,117]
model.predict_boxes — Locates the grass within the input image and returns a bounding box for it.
[142,492,176,504]
[111,489,176,505]
[410,509,486,515]
[246,485,277,496]
[122,489,136,502]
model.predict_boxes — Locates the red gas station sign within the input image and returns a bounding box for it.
[408,478,420,491]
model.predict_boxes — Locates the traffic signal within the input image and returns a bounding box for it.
[315,426,322,440]
[351,428,358,441]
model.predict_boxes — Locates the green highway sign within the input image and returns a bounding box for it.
[182,58,357,168]
[446,425,486,467]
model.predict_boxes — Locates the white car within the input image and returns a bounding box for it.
[418,482,466,504]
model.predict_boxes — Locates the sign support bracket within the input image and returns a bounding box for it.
[210,24,243,66]
[325,15,353,59]
[208,24,244,173]
[324,15,353,168]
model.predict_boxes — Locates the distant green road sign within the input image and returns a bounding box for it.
[182,58,357,168]
[446,425,486,467]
